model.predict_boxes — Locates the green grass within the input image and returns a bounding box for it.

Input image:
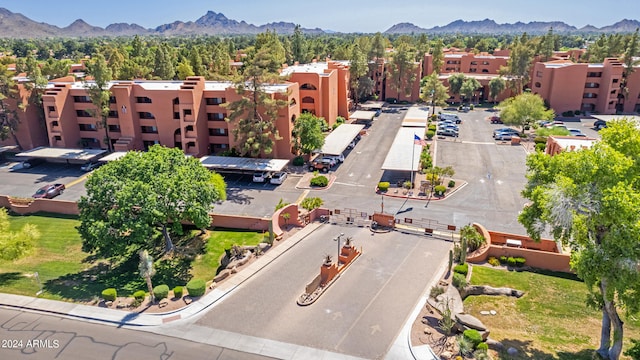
[464,266,640,360]
[1,213,266,302]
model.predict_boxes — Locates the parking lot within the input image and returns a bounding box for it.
[0,161,88,200]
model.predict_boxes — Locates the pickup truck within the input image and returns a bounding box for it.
[308,159,331,173]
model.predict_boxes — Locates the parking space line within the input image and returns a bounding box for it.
[65,174,89,188]
[295,189,310,204]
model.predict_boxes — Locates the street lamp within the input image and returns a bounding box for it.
[333,233,345,265]
[430,89,436,117]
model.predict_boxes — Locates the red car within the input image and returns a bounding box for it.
[32,184,65,199]
[490,115,503,124]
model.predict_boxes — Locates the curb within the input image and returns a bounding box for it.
[380,181,468,202]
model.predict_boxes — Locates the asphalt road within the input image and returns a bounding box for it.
[0,308,276,360]
[195,224,451,359]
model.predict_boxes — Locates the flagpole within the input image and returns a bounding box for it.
[410,133,415,194]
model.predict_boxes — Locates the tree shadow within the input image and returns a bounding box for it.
[221,187,254,205]
[0,272,23,286]
[495,338,595,360]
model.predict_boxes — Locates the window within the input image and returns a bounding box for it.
[135,96,152,103]
[585,83,600,88]
[141,126,158,133]
[290,98,296,106]
[79,123,97,131]
[173,97,179,105]
[47,106,55,112]
[53,135,62,141]
[611,89,617,94]
[205,97,225,105]
[534,82,541,88]
[207,112,225,121]
[481,69,489,73]
[185,125,194,132]
[174,112,180,119]
[143,140,160,150]
[536,71,543,77]
[302,96,315,104]
[583,93,598,99]
[613,78,619,83]
[470,61,478,65]
[138,112,155,119]
[587,72,602,78]
[482,61,489,65]
[209,128,228,136]
[51,121,59,127]
[109,96,116,104]
[183,109,192,117]
[108,110,118,118]
[76,110,92,117]
[300,83,317,90]
[108,125,121,132]
[73,95,91,103]
[469,68,477,73]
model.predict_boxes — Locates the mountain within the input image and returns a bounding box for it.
[60,19,105,37]
[0,7,60,37]
[384,19,637,34]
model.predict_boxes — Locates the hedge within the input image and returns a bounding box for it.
[463,329,483,347]
[453,263,469,275]
[133,290,146,301]
[292,156,304,166]
[186,278,206,297]
[452,273,467,289]
[310,175,329,187]
[476,342,489,351]
[101,288,117,302]
[153,284,170,301]
[426,130,435,139]
[434,185,447,196]
[378,182,390,192]
[448,180,455,188]
[173,286,183,299]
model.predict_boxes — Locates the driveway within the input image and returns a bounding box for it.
[196,224,451,359]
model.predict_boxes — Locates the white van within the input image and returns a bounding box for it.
[439,113,461,124]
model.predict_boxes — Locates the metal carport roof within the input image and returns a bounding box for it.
[349,110,376,121]
[402,106,430,127]
[359,101,385,110]
[15,147,107,162]
[199,156,290,172]
[381,127,425,171]
[320,124,365,155]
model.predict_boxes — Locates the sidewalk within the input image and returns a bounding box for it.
[0,222,324,327]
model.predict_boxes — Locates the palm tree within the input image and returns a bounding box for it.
[138,250,155,303]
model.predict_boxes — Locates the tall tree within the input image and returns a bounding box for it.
[291,112,325,155]
[0,208,40,261]
[153,44,175,79]
[0,63,23,149]
[253,30,286,74]
[618,28,640,112]
[84,53,113,152]
[431,39,445,75]
[225,50,286,157]
[369,32,386,60]
[189,47,206,77]
[388,43,417,98]
[23,54,48,133]
[291,24,307,64]
[519,119,640,360]
[497,92,554,134]
[78,145,227,261]
[420,72,449,113]
[460,77,481,104]
[488,77,506,103]
[501,35,535,94]
[349,44,368,105]
[41,58,71,80]
[176,60,195,80]
[447,73,466,101]
[541,27,556,61]
[416,34,430,62]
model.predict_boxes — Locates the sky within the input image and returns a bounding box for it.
[1,0,639,33]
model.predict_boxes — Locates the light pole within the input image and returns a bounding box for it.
[333,233,344,265]
[430,89,435,118]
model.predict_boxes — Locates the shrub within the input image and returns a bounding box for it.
[292,156,304,166]
[377,182,390,192]
[403,181,413,189]
[428,124,437,131]
[624,339,640,360]
[186,278,206,297]
[336,116,345,124]
[429,286,445,299]
[448,180,455,188]
[535,143,546,152]
[499,256,508,264]
[332,123,340,130]
[453,263,469,275]
[133,290,146,301]
[515,257,526,267]
[101,288,117,302]
[463,329,483,347]
[533,136,548,144]
[434,185,447,196]
[574,110,581,116]
[426,130,435,140]
[452,273,467,289]
[507,256,517,267]
[470,104,474,110]
[173,286,183,299]
[300,197,324,211]
[153,284,170,301]
[488,257,500,267]
[310,175,329,187]
[476,342,489,351]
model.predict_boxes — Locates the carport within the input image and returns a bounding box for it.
[349,110,376,123]
[199,156,290,174]
[359,101,385,110]
[15,147,107,164]
[402,106,430,127]
[97,151,128,162]
[320,123,365,155]
[381,127,425,186]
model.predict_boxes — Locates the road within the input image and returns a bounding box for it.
[195,225,451,359]
[0,308,276,360]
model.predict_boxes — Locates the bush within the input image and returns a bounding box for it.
[430,286,445,299]
[574,110,581,116]
[507,257,517,267]
[470,104,474,110]
[292,156,304,166]
[173,286,183,299]
[428,124,437,131]
[426,130,435,139]
[448,180,455,188]
[434,185,447,196]
[488,257,500,267]
[453,263,469,275]
[300,197,324,211]
[377,182,390,192]
[476,342,489,351]
[515,257,526,267]
[535,143,546,152]
[133,290,146,301]
[153,284,170,301]
[624,339,640,360]
[463,329,483,347]
[499,256,508,264]
[403,181,413,189]
[101,288,117,301]
[533,136,548,144]
[332,123,340,130]
[310,175,329,187]
[452,273,467,289]
[186,278,206,297]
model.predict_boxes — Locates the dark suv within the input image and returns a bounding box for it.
[21,158,46,169]
[594,120,607,130]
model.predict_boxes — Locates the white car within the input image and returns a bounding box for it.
[324,153,344,163]
[270,172,288,185]
[80,162,101,172]
[252,171,270,183]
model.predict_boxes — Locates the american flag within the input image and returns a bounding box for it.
[414,134,426,146]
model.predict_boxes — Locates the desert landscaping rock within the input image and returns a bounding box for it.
[507,347,518,356]
[455,313,487,331]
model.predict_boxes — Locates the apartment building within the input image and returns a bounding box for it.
[41,76,300,159]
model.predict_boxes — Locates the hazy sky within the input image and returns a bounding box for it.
[1,0,638,33]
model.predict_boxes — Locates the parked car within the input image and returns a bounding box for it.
[493,128,519,137]
[568,129,587,137]
[494,131,517,141]
[439,113,462,124]
[80,162,102,172]
[252,171,270,183]
[324,153,344,163]
[309,160,330,173]
[270,172,288,185]
[437,128,459,137]
[320,156,337,167]
[490,116,503,124]
[375,109,382,117]
[594,119,607,130]
[347,140,357,150]
[544,121,565,128]
[438,124,459,132]
[21,158,46,169]
[32,184,65,199]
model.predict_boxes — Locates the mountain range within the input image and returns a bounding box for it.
[0,7,638,38]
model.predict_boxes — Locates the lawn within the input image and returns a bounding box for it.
[464,266,640,360]
[1,213,266,302]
